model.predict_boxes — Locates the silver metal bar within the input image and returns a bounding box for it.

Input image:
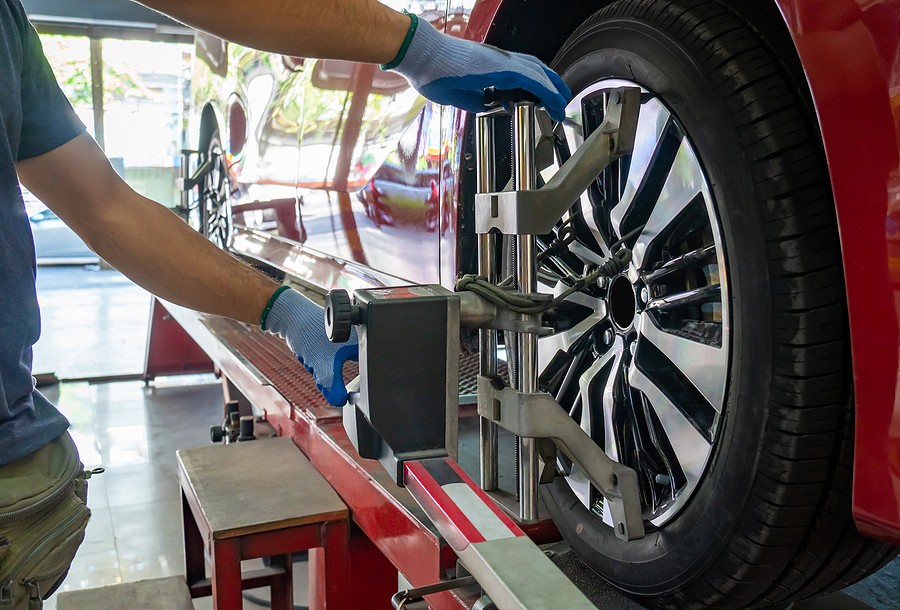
[459,537,597,610]
[89,38,106,151]
[391,576,478,609]
[476,114,499,491]
[513,103,540,521]
[179,150,192,215]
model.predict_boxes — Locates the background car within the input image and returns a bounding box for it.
[28,204,99,264]
[186,1,900,608]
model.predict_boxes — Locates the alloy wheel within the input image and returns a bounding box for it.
[537,79,731,527]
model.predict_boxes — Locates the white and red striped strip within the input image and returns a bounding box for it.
[405,458,524,553]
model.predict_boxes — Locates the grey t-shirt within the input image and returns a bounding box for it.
[0,0,86,465]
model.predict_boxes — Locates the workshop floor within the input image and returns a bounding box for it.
[31,266,899,609]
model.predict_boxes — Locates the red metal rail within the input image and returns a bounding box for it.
[147,298,490,609]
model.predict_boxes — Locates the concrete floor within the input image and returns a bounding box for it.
[30,266,900,609]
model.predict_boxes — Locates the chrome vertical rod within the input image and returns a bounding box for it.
[476,114,499,491]
[513,103,540,522]
[179,150,192,218]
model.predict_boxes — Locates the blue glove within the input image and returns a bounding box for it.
[262,287,358,406]
[385,15,572,121]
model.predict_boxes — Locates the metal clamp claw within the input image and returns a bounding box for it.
[477,375,646,542]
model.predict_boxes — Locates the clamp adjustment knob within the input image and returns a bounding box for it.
[325,289,355,343]
[210,425,225,444]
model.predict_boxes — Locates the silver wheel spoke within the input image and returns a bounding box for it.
[538,315,602,371]
[637,313,727,412]
[632,140,706,269]
[562,290,604,311]
[628,365,711,491]
[569,242,610,267]
[576,337,619,440]
[610,99,673,239]
[537,278,605,371]
[561,100,613,255]
[599,336,625,464]
[567,464,593,509]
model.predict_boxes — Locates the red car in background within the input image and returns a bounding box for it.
[186,1,900,607]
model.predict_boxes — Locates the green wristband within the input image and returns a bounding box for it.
[259,285,291,331]
[381,12,418,71]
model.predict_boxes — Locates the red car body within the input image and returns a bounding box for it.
[768,0,900,545]
[192,0,900,545]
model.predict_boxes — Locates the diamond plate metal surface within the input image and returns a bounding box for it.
[202,316,485,409]
[202,316,355,412]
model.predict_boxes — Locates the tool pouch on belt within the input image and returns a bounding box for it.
[0,433,98,609]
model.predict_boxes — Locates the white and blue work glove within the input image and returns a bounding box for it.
[262,286,358,407]
[384,14,571,121]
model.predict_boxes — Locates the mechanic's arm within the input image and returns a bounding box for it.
[17,133,277,325]
[17,132,357,405]
[136,0,571,120]
[137,0,408,64]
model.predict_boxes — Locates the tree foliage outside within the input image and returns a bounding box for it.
[39,34,144,108]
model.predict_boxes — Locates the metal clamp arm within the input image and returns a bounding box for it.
[477,376,645,541]
[475,87,641,236]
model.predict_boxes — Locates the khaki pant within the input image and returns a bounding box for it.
[0,433,90,609]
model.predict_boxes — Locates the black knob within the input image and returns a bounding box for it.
[210,425,224,443]
[325,289,353,343]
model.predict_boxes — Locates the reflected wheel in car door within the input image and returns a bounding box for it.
[534,1,897,608]
[198,132,232,249]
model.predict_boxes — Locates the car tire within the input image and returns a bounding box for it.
[538,1,897,608]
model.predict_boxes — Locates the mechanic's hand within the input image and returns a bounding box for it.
[385,16,571,121]
[263,287,358,407]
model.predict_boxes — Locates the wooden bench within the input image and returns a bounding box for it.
[178,437,350,610]
[56,576,193,610]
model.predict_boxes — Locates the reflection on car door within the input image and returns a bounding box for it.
[226,46,305,242]
[291,2,449,286]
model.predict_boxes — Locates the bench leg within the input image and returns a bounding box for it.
[182,492,205,592]
[269,553,294,610]
[310,521,350,609]
[211,538,243,610]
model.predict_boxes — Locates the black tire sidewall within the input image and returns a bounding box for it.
[541,16,773,594]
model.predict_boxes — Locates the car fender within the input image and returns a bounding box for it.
[773,0,900,545]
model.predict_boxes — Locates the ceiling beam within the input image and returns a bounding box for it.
[22,0,193,43]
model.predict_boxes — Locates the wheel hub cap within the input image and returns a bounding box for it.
[609,275,637,330]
